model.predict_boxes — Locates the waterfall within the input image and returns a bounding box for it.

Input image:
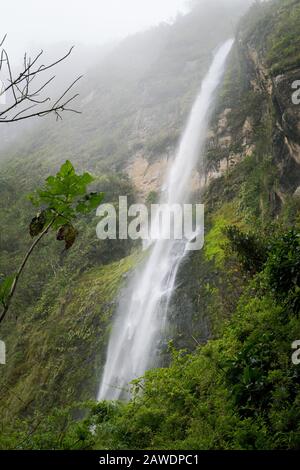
[98,39,234,401]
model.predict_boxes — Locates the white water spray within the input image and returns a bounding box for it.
[98,39,234,400]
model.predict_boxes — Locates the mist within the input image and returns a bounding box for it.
[1,0,189,59]
[0,0,252,148]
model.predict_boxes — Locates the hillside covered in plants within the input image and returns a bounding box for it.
[0,0,300,451]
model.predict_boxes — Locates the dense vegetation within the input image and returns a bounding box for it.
[90,223,300,450]
[1,0,300,450]
[2,207,299,450]
[0,0,248,421]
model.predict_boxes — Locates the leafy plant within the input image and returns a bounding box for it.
[0,160,104,325]
[264,229,300,314]
[225,225,268,275]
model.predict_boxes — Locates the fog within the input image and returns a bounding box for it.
[0,0,253,148]
[1,0,189,59]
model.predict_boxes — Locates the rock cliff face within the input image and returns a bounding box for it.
[272,68,300,194]
[202,39,300,202]
[125,155,170,199]
[0,2,247,420]
[167,0,300,351]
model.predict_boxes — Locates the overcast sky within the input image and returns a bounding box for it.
[2,0,190,58]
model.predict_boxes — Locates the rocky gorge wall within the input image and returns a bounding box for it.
[166,0,300,352]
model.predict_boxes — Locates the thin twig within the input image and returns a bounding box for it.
[0,36,82,123]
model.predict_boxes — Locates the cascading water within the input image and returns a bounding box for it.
[98,39,234,401]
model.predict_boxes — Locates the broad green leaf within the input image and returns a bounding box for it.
[45,176,56,186]
[81,172,94,185]
[28,160,104,230]
[59,160,75,178]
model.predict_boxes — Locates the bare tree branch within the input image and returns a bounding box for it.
[0,35,82,123]
[0,34,7,50]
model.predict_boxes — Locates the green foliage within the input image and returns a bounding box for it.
[264,229,300,313]
[0,402,98,450]
[72,226,300,451]
[29,160,104,231]
[225,225,268,274]
[204,216,228,267]
[0,160,104,324]
[0,252,141,426]
[237,155,278,225]
[1,0,300,452]
[266,0,300,75]
[204,204,242,267]
[146,191,159,205]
